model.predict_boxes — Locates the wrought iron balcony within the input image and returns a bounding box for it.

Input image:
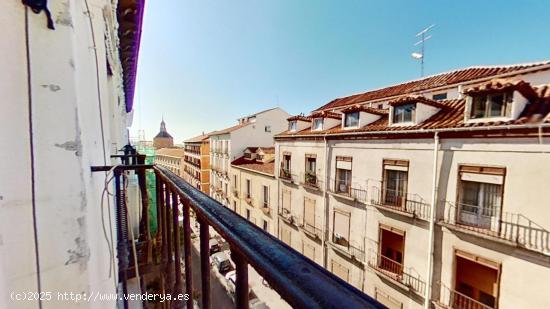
[279,168,296,183]
[300,172,323,190]
[93,151,384,309]
[441,201,550,255]
[329,232,365,262]
[328,179,368,203]
[436,282,494,309]
[367,250,425,294]
[370,186,430,220]
[302,222,323,239]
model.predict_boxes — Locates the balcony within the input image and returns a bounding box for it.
[279,208,298,226]
[367,250,425,294]
[328,179,367,203]
[279,168,296,184]
[370,186,431,220]
[302,222,323,239]
[330,233,365,262]
[261,203,271,215]
[300,172,323,191]
[95,152,381,309]
[245,195,254,206]
[441,202,550,255]
[435,283,494,309]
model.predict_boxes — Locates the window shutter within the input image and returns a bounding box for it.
[283,190,291,212]
[333,211,350,240]
[331,260,349,282]
[281,228,291,246]
[303,243,315,260]
[304,198,316,226]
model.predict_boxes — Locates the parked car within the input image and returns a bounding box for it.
[209,239,220,255]
[211,252,232,274]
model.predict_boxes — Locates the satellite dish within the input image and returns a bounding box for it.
[411,52,423,59]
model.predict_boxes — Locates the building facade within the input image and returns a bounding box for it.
[209,107,291,206]
[275,62,550,309]
[155,147,185,177]
[153,119,174,149]
[183,134,210,193]
[0,0,144,307]
[230,147,278,236]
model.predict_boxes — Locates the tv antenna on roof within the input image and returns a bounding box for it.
[412,24,435,77]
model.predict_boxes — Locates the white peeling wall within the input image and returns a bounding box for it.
[0,1,128,308]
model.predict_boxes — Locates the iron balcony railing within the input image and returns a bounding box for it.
[94,153,384,309]
[302,222,323,239]
[330,232,365,262]
[300,172,323,189]
[442,201,550,255]
[328,179,368,203]
[437,282,494,309]
[366,250,425,294]
[369,186,430,220]
[279,168,295,182]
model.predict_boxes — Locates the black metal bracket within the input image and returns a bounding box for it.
[22,0,55,30]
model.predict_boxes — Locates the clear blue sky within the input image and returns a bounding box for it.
[131,0,550,142]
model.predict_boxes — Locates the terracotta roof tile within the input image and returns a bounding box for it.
[310,110,342,119]
[231,156,275,175]
[184,133,209,143]
[210,122,250,135]
[463,78,539,101]
[341,104,389,115]
[277,84,550,138]
[258,147,275,154]
[287,115,311,122]
[388,95,447,109]
[315,61,550,111]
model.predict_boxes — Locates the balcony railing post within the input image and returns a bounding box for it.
[172,191,184,308]
[137,154,150,241]
[155,174,163,243]
[165,185,174,294]
[114,169,129,309]
[182,198,193,309]
[231,248,249,309]
[199,218,211,309]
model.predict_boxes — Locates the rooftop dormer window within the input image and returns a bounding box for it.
[469,92,512,119]
[289,121,297,131]
[313,118,323,131]
[344,112,359,128]
[392,103,416,124]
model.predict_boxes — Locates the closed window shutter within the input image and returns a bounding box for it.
[281,229,291,245]
[303,243,315,260]
[283,190,291,212]
[331,260,349,282]
[333,211,350,241]
[304,198,315,227]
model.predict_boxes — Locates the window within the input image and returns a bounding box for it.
[334,156,352,194]
[432,92,447,100]
[379,225,405,275]
[246,209,251,220]
[288,121,297,131]
[469,92,512,119]
[262,185,269,207]
[282,189,291,213]
[233,201,237,211]
[392,103,415,123]
[305,155,317,185]
[246,179,251,198]
[264,125,271,132]
[343,112,359,128]
[383,170,408,207]
[262,220,268,231]
[233,175,237,187]
[312,118,323,130]
[457,165,505,230]
[304,198,316,231]
[281,153,292,179]
[333,210,350,246]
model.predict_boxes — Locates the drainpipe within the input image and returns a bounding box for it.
[322,134,329,268]
[425,132,439,309]
[276,142,281,240]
